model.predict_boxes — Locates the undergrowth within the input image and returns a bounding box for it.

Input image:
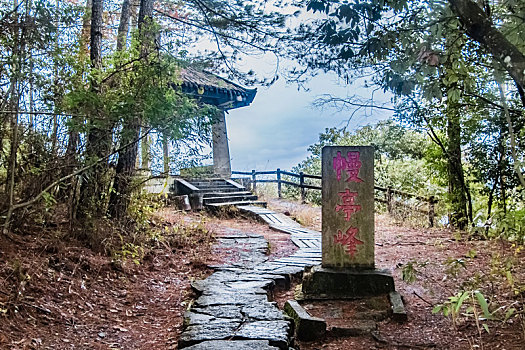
[401,241,525,348]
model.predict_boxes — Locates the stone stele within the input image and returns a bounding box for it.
[302,146,396,299]
[321,146,374,269]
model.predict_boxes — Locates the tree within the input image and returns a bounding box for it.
[294,0,524,229]
[109,0,157,219]
[287,120,437,204]
[448,0,525,105]
[76,0,113,225]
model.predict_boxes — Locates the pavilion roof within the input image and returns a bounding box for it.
[180,67,257,110]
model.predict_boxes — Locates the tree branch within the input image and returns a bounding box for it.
[2,127,153,234]
[448,0,525,102]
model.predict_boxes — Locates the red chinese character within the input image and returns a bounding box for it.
[335,189,361,221]
[333,227,363,257]
[333,151,348,181]
[345,151,363,182]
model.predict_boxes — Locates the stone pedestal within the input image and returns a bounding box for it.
[301,265,394,299]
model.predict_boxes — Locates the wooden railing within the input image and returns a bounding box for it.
[232,169,437,227]
[232,169,321,202]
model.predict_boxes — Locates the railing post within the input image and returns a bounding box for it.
[428,195,435,227]
[251,169,257,194]
[277,168,282,198]
[386,186,392,214]
[300,172,306,204]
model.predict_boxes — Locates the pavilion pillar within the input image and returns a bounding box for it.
[212,109,231,178]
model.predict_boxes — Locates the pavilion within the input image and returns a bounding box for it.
[179,67,257,178]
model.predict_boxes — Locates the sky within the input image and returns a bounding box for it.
[177,3,395,173]
[225,74,393,172]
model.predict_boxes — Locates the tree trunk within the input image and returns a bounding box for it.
[443,35,470,230]
[448,0,525,103]
[65,0,91,163]
[108,0,156,218]
[3,0,21,234]
[109,117,141,218]
[90,0,102,70]
[77,0,112,224]
[138,0,156,58]
[446,107,469,229]
[130,0,140,29]
[80,0,92,53]
[116,0,131,51]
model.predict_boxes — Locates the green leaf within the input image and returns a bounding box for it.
[443,306,450,317]
[482,323,489,334]
[466,249,477,258]
[475,291,493,320]
[447,73,458,84]
[504,308,516,322]
[432,305,442,314]
[454,291,469,313]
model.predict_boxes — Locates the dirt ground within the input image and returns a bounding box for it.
[267,199,525,350]
[1,200,524,349]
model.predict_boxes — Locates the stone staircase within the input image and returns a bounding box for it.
[175,178,267,209]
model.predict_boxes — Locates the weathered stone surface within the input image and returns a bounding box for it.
[181,340,279,350]
[179,205,324,350]
[235,320,291,350]
[389,291,408,322]
[192,305,242,319]
[193,274,273,294]
[322,146,375,268]
[178,320,241,348]
[183,311,216,325]
[212,110,232,177]
[195,293,268,307]
[241,302,285,321]
[215,236,269,267]
[204,286,268,296]
[284,300,326,341]
[301,265,394,298]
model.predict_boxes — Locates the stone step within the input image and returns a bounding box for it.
[194,185,240,190]
[204,195,259,205]
[186,178,229,183]
[198,187,249,194]
[191,183,238,188]
[202,191,253,198]
[206,201,267,208]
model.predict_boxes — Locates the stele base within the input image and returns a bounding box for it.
[301,265,395,300]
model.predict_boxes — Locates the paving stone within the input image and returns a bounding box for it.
[193,274,274,294]
[195,293,268,307]
[192,305,243,319]
[241,302,285,321]
[181,340,279,350]
[235,320,291,350]
[179,206,323,350]
[203,285,268,296]
[225,280,274,291]
[178,320,241,348]
[184,311,216,325]
[270,265,305,275]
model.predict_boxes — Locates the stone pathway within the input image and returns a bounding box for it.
[178,205,322,349]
